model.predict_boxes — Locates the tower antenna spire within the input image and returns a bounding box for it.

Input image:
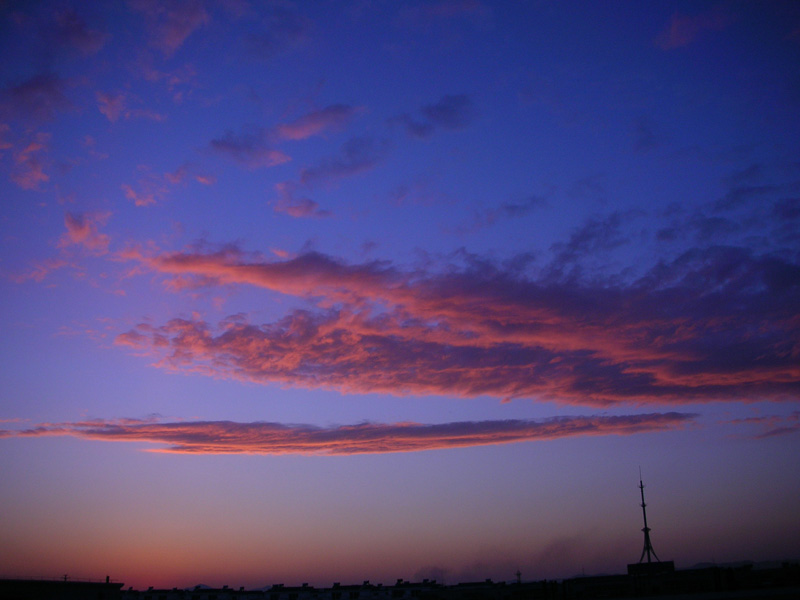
[638,468,661,563]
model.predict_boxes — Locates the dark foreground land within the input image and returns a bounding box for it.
[2,562,799,600]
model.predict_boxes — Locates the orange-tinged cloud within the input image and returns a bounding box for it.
[1,413,696,455]
[117,244,800,405]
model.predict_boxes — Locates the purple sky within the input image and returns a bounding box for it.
[1,0,799,591]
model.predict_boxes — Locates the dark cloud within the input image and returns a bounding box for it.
[773,197,800,221]
[128,0,209,56]
[0,73,71,121]
[397,0,490,29]
[391,94,474,138]
[245,5,310,59]
[568,173,607,201]
[726,412,800,440]
[210,126,290,168]
[549,212,629,270]
[421,94,473,129]
[300,137,389,185]
[713,185,777,212]
[633,116,660,153]
[463,195,548,232]
[388,113,435,139]
[723,164,764,187]
[210,104,360,169]
[50,7,109,55]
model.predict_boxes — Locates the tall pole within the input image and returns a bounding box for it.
[638,470,660,564]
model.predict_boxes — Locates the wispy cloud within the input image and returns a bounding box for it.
[0,74,71,122]
[655,5,734,50]
[726,412,800,439]
[421,94,474,130]
[548,211,631,273]
[121,168,170,207]
[391,94,474,138]
[1,413,696,455]
[11,132,50,190]
[13,258,70,283]
[96,91,166,123]
[276,104,361,141]
[50,7,110,55]
[632,116,661,153]
[397,1,490,29]
[273,181,331,218]
[59,212,111,255]
[299,137,389,185]
[120,163,211,206]
[129,0,209,56]
[244,4,310,59]
[210,104,361,169]
[464,195,548,231]
[165,162,216,186]
[210,126,291,168]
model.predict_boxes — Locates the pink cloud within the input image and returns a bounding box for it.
[11,132,50,190]
[1,413,696,455]
[273,181,331,218]
[195,174,216,185]
[117,241,800,405]
[97,91,126,122]
[276,104,361,141]
[655,6,733,50]
[122,183,157,207]
[13,257,69,283]
[165,162,216,186]
[121,166,177,206]
[96,91,167,122]
[58,212,111,254]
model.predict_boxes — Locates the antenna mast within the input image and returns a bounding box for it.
[638,469,660,564]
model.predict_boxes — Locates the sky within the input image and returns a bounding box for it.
[1,0,799,591]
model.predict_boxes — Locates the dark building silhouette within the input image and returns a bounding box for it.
[111,566,800,600]
[0,577,123,600]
